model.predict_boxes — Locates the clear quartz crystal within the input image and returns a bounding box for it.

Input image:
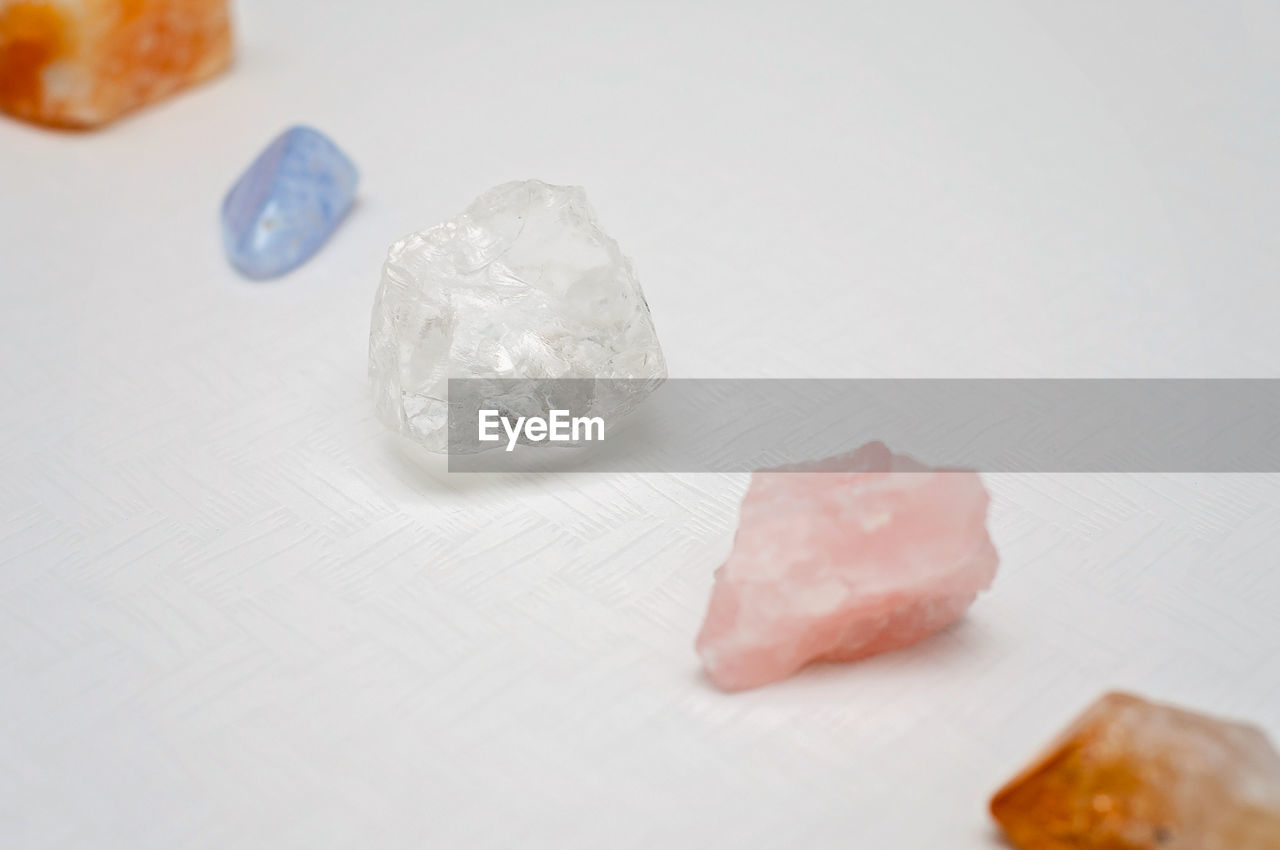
[368,180,666,452]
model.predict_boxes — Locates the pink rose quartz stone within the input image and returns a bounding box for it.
[696,441,998,691]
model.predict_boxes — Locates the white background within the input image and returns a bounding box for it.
[2,1,1278,847]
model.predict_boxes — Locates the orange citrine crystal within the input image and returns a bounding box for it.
[0,0,230,128]
[991,692,1280,850]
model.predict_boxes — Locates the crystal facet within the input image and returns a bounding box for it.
[991,692,1280,850]
[368,180,667,452]
[696,441,998,691]
[221,125,358,280]
[0,0,231,128]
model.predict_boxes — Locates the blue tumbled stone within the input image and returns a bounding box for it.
[221,125,358,279]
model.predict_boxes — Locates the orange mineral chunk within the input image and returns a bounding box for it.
[0,0,230,128]
[991,692,1280,850]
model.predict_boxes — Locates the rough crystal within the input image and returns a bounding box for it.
[221,125,358,280]
[0,0,231,128]
[368,180,666,453]
[696,441,998,691]
[991,692,1280,850]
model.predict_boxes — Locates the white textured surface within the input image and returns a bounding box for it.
[1,1,1278,847]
